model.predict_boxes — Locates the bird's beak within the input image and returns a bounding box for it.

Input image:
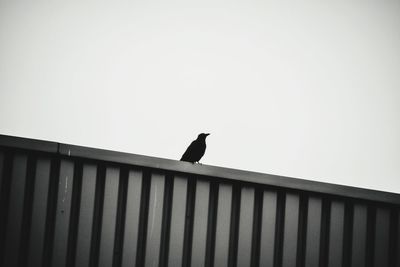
[206,133,210,136]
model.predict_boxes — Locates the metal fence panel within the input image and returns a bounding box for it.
[304,196,322,267]
[374,207,390,267]
[168,176,188,267]
[0,134,400,267]
[51,160,75,267]
[75,163,97,267]
[191,179,210,267]
[121,169,143,267]
[98,167,120,267]
[144,173,165,267]
[0,151,4,203]
[351,203,368,267]
[237,186,255,267]
[397,211,400,267]
[3,153,28,267]
[214,183,232,267]
[327,200,345,267]
[27,157,51,267]
[259,190,277,267]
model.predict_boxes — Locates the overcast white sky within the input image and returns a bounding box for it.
[1,1,399,193]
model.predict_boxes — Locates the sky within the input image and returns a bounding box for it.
[1,1,400,193]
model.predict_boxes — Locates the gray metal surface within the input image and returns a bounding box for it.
[328,200,345,267]
[351,203,367,267]
[98,167,120,267]
[214,183,232,267]
[121,170,142,267]
[304,196,322,267]
[0,134,400,267]
[3,153,28,267]
[75,164,97,267]
[259,190,277,267]
[168,176,187,267]
[237,187,254,267]
[28,157,51,267]
[374,207,390,267]
[191,180,210,267]
[144,173,165,267]
[51,160,74,267]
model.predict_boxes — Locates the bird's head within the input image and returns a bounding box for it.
[198,133,210,139]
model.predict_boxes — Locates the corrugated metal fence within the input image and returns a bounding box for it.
[0,134,399,267]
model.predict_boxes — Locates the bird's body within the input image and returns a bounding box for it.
[180,133,210,163]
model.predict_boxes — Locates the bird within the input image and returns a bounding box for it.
[180,133,210,163]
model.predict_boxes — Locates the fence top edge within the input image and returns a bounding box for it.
[1,133,400,205]
[0,133,58,153]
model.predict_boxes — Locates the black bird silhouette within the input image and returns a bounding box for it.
[180,133,210,163]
